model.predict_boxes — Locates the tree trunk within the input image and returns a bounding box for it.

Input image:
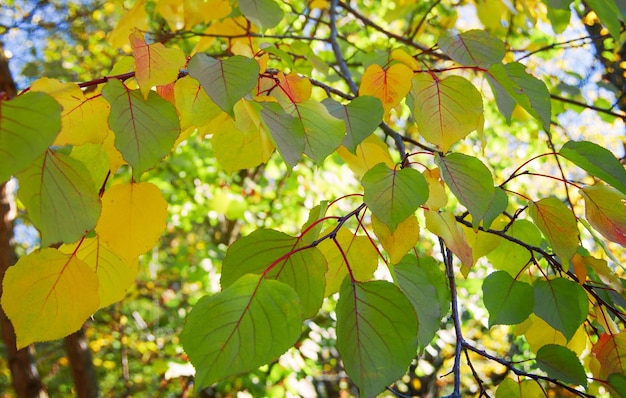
[65,329,99,398]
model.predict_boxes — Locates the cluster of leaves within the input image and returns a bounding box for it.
[1,0,625,396]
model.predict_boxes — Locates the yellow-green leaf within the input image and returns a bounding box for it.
[424,209,473,275]
[528,197,579,265]
[410,74,483,152]
[1,248,99,349]
[17,150,101,246]
[174,76,224,139]
[580,184,626,246]
[95,182,168,262]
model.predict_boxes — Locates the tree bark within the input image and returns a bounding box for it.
[65,329,99,398]
[0,41,49,398]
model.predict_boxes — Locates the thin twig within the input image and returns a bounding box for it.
[441,240,462,398]
[329,0,359,95]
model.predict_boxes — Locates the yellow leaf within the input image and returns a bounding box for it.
[211,100,275,173]
[423,167,447,210]
[30,78,109,146]
[278,72,312,103]
[60,237,139,309]
[198,16,256,54]
[337,135,394,177]
[571,253,587,285]
[372,214,419,264]
[96,182,168,262]
[154,0,184,30]
[1,248,99,348]
[108,0,149,50]
[318,227,379,296]
[184,0,232,27]
[391,49,419,70]
[424,209,473,276]
[130,32,187,99]
[359,63,413,118]
[463,227,502,264]
[515,314,587,355]
[101,131,126,173]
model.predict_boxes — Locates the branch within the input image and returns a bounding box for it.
[550,93,626,121]
[441,240,462,398]
[329,0,359,95]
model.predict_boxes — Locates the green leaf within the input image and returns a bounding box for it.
[395,255,449,345]
[482,271,533,326]
[239,0,284,28]
[536,344,587,387]
[362,163,429,232]
[528,197,579,265]
[435,153,495,228]
[585,0,623,40]
[560,140,626,195]
[180,274,302,390]
[336,280,418,397]
[487,62,551,130]
[221,229,326,319]
[438,29,505,68]
[533,278,587,341]
[288,99,345,163]
[322,96,384,153]
[608,373,626,398]
[0,92,61,183]
[483,187,508,230]
[260,101,305,167]
[300,201,329,244]
[188,54,260,116]
[409,74,483,152]
[487,219,542,279]
[580,184,626,246]
[17,151,100,246]
[102,79,180,178]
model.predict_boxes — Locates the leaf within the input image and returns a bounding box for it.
[372,214,419,264]
[188,54,260,116]
[1,248,99,349]
[533,277,588,341]
[592,332,626,379]
[212,100,275,173]
[487,62,551,130]
[560,140,626,195]
[422,167,448,210]
[487,219,542,279]
[102,79,180,178]
[337,135,394,177]
[95,182,168,262]
[482,271,533,326]
[362,163,428,232]
[107,0,149,49]
[322,96,384,153]
[438,29,505,68]
[174,76,224,140]
[221,229,326,319]
[318,227,378,297]
[239,0,284,28]
[275,72,311,104]
[409,74,483,152]
[180,274,302,390]
[424,209,473,275]
[585,0,623,40]
[495,378,546,398]
[483,187,508,229]
[0,91,62,183]
[608,373,626,398]
[17,151,100,246]
[516,314,587,355]
[259,101,305,167]
[288,99,345,163]
[29,78,109,146]
[528,197,579,265]
[300,201,329,244]
[536,344,587,386]
[59,237,138,309]
[336,280,418,397]
[580,184,626,246]
[395,255,449,346]
[359,63,413,116]
[435,153,495,228]
[130,32,186,98]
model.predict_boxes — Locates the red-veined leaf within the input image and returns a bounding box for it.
[528,197,579,265]
[359,63,413,116]
[580,184,626,246]
[438,29,505,68]
[533,277,588,341]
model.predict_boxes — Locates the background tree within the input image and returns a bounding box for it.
[0,0,625,397]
